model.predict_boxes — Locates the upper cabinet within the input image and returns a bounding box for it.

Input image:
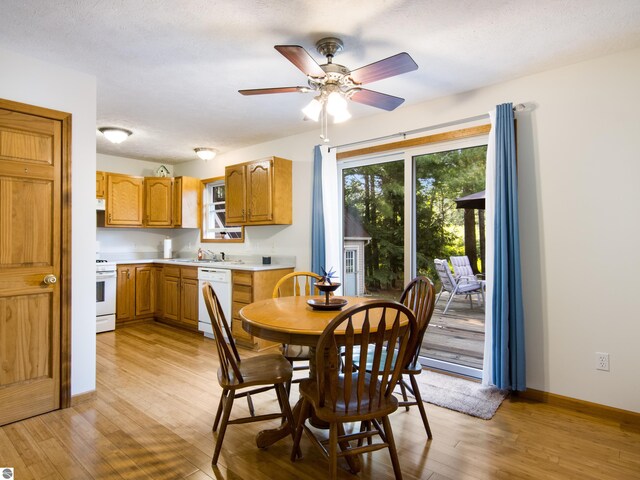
[225,156,292,226]
[96,171,106,198]
[100,173,200,229]
[145,177,173,227]
[173,176,200,228]
[106,173,144,226]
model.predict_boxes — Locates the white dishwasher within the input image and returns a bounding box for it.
[198,267,232,339]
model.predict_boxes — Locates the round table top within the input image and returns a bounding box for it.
[239,296,407,347]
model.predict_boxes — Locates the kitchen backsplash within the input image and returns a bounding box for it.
[96,227,295,265]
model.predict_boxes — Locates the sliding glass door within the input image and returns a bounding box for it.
[339,136,488,378]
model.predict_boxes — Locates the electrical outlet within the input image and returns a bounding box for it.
[596,352,609,371]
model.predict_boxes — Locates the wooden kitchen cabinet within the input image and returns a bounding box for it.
[159,265,199,331]
[225,156,292,226]
[162,267,181,323]
[181,275,199,328]
[173,176,200,228]
[116,265,135,324]
[144,177,173,227]
[231,268,293,351]
[106,173,144,227]
[135,265,157,317]
[101,173,200,229]
[116,263,156,326]
[153,265,163,317]
[96,171,106,198]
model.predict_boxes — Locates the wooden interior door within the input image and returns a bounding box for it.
[0,103,66,426]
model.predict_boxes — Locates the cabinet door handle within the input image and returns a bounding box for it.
[127,269,130,279]
[108,213,112,222]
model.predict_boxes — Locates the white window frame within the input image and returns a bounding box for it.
[201,178,244,243]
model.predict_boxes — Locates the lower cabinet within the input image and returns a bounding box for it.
[231,268,293,351]
[116,264,158,326]
[158,265,199,331]
[116,263,292,340]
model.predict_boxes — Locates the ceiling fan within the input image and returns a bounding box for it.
[239,37,418,141]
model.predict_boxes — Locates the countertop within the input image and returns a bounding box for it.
[113,258,295,272]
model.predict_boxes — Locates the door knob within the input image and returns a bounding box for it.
[43,274,57,285]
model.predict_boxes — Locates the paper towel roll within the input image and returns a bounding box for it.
[163,238,172,259]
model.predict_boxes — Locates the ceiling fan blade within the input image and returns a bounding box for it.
[350,52,418,85]
[350,89,405,111]
[275,45,326,77]
[238,86,307,95]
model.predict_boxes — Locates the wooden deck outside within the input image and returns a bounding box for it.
[421,291,485,370]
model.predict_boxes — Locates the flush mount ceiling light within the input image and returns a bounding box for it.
[194,148,217,161]
[98,127,133,144]
[239,37,418,142]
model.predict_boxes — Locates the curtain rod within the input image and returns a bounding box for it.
[329,103,526,152]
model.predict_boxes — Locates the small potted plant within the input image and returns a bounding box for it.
[315,267,340,303]
[318,267,337,285]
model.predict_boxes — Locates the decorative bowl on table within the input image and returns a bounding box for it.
[307,282,348,311]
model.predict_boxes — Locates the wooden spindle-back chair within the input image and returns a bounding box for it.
[272,271,325,392]
[291,299,417,479]
[397,276,437,438]
[203,282,296,465]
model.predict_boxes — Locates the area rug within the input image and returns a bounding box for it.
[409,370,508,420]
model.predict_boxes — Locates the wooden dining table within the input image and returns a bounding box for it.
[239,294,407,465]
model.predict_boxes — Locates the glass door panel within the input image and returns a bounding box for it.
[342,159,404,300]
[414,145,487,376]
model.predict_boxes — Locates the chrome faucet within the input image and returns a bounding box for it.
[202,249,216,260]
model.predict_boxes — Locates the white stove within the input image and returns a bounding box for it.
[96,260,116,333]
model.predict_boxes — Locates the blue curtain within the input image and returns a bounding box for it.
[311,145,325,275]
[492,103,526,391]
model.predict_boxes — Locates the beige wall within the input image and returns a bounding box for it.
[176,47,640,412]
[0,47,97,396]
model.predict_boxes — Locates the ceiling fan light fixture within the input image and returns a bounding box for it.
[332,109,352,124]
[302,98,322,122]
[326,91,348,117]
[194,147,217,161]
[98,127,132,144]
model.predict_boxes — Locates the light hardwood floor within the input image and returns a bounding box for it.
[1,322,639,479]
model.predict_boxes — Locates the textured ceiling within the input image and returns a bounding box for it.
[2,0,640,164]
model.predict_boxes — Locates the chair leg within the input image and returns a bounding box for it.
[357,420,374,446]
[275,383,298,448]
[409,373,432,439]
[443,285,460,314]
[435,286,445,305]
[291,398,309,462]
[329,422,338,480]
[382,415,403,480]
[399,377,410,412]
[212,390,235,465]
[246,392,255,417]
[443,292,455,314]
[212,389,226,431]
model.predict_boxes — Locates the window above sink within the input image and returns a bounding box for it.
[201,177,244,243]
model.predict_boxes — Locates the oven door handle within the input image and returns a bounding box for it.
[96,271,117,279]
